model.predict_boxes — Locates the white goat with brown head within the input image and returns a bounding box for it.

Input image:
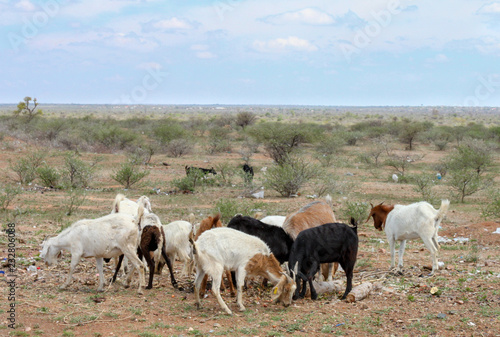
[191,227,296,315]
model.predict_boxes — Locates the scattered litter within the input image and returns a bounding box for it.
[437,313,446,319]
[493,228,500,234]
[345,172,354,176]
[251,190,264,199]
[335,323,345,327]
[437,236,452,243]
[467,322,476,326]
[438,261,445,268]
[453,237,469,243]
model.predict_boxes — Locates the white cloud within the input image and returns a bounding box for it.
[253,36,318,53]
[15,0,35,12]
[196,51,217,59]
[153,18,192,30]
[427,54,449,63]
[138,62,163,70]
[191,44,209,51]
[262,8,335,25]
[477,2,500,14]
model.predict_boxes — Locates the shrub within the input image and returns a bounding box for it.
[408,173,437,202]
[61,152,99,188]
[264,155,319,197]
[9,150,45,184]
[342,201,369,224]
[37,165,61,188]
[206,127,232,154]
[247,122,323,165]
[93,125,138,151]
[315,134,346,167]
[482,188,500,220]
[111,162,150,189]
[171,176,195,192]
[0,185,22,211]
[166,139,192,158]
[63,188,87,216]
[153,120,186,145]
[214,198,265,223]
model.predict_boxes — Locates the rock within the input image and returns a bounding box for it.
[437,313,446,319]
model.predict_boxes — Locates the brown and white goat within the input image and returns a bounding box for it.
[191,227,296,315]
[194,213,235,297]
[282,196,338,281]
[111,206,179,290]
[367,200,450,275]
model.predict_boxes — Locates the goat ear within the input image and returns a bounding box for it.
[378,201,384,206]
[370,202,374,208]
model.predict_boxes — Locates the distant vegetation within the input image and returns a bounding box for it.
[0,104,499,218]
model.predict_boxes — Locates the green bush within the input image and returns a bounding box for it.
[61,152,99,188]
[37,165,61,188]
[9,150,45,184]
[408,173,437,202]
[214,198,265,224]
[153,120,186,145]
[171,176,195,192]
[0,184,22,211]
[206,127,232,154]
[342,201,369,224]
[93,125,138,150]
[166,138,193,158]
[264,155,319,197]
[482,188,500,220]
[111,162,150,189]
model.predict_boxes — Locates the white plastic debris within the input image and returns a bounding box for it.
[453,237,469,243]
[438,236,452,243]
[493,228,500,234]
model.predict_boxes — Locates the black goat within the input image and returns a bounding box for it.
[227,214,293,264]
[242,164,254,182]
[185,165,217,176]
[288,218,358,301]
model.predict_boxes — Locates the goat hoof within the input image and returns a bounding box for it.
[311,294,318,300]
[146,286,152,290]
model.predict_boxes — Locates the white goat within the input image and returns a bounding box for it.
[110,193,153,274]
[111,193,152,215]
[40,213,146,293]
[368,199,450,275]
[191,227,296,315]
[260,215,286,227]
[156,220,194,277]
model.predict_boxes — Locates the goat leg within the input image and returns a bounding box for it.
[161,249,180,290]
[110,254,124,284]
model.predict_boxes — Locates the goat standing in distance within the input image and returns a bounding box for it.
[242,163,254,183]
[185,165,217,176]
[367,199,450,276]
[288,218,358,301]
[191,227,296,315]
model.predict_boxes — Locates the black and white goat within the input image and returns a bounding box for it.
[288,218,358,301]
[227,214,293,264]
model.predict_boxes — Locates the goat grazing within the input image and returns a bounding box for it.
[194,213,235,297]
[111,193,152,215]
[156,220,195,278]
[111,205,179,290]
[367,199,450,275]
[227,215,293,264]
[40,213,146,293]
[282,196,338,281]
[242,163,254,183]
[191,227,296,315]
[288,218,358,300]
[185,165,217,176]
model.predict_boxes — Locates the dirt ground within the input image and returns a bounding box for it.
[1,124,500,337]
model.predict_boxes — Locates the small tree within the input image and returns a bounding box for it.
[0,185,22,211]
[14,96,42,122]
[112,162,150,189]
[264,155,319,197]
[342,201,369,224]
[397,120,432,150]
[385,153,423,177]
[9,150,45,184]
[235,111,257,130]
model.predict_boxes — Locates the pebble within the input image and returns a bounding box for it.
[437,313,446,319]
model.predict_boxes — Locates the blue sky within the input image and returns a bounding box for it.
[1,0,499,106]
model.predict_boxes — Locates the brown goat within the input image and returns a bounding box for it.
[282,197,339,281]
[194,213,235,297]
[366,202,395,231]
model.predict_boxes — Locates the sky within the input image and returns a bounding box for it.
[1,0,499,106]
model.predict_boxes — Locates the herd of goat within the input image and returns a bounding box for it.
[40,188,450,315]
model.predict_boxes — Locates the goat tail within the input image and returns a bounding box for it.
[436,199,450,220]
[111,193,126,213]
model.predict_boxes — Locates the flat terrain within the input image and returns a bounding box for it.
[0,107,499,337]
